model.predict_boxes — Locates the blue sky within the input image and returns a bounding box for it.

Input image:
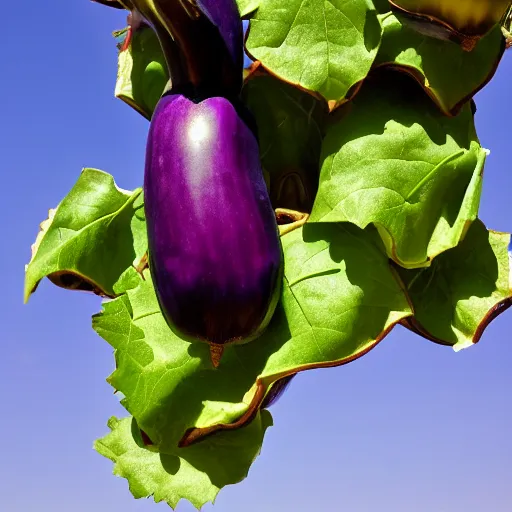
[1,2,511,511]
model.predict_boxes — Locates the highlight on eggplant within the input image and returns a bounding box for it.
[144,93,283,365]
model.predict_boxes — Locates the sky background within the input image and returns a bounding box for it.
[1,2,511,511]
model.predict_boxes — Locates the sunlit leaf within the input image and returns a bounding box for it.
[244,0,382,108]
[95,413,272,510]
[93,221,411,454]
[24,169,146,301]
[310,71,486,269]
[376,13,505,115]
[396,219,512,351]
[114,24,170,119]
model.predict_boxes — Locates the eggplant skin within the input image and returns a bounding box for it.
[262,375,295,409]
[144,94,282,345]
[129,0,244,96]
[195,0,244,82]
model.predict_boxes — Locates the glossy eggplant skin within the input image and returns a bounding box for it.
[144,94,282,345]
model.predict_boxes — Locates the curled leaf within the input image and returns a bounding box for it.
[310,71,486,268]
[396,219,512,351]
[114,23,169,119]
[24,169,146,301]
[376,13,505,115]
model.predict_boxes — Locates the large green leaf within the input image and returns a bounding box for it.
[242,71,326,211]
[310,71,486,269]
[244,0,383,108]
[95,413,272,510]
[396,219,512,351]
[376,13,505,115]
[93,220,411,453]
[114,24,170,120]
[24,169,146,301]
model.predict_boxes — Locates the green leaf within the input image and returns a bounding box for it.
[310,71,486,269]
[244,0,383,108]
[375,14,505,115]
[242,72,326,211]
[24,169,146,301]
[93,222,411,453]
[396,219,512,351]
[114,24,170,120]
[372,0,391,14]
[95,413,272,510]
[236,0,260,17]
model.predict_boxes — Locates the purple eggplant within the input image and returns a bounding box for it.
[261,375,296,409]
[195,0,243,76]
[144,94,282,350]
[124,0,243,95]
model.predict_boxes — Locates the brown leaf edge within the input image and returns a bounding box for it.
[400,300,512,348]
[169,218,414,447]
[393,224,512,348]
[25,207,116,300]
[178,317,405,447]
[243,21,360,113]
[374,36,505,116]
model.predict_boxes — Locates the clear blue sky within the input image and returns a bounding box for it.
[2,2,511,511]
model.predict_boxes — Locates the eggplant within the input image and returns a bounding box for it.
[144,94,282,353]
[261,375,296,409]
[195,0,244,80]
[127,0,244,95]
[390,0,511,40]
